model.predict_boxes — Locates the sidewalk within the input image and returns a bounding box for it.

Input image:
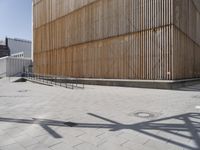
[0,79,199,150]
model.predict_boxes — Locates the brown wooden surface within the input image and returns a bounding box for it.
[33,0,200,80]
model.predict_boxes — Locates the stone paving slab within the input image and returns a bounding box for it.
[0,78,200,150]
[0,143,26,150]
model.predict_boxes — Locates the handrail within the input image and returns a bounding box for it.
[23,72,84,89]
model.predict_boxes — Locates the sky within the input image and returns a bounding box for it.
[0,0,32,41]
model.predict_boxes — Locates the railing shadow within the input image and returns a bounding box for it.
[0,113,199,149]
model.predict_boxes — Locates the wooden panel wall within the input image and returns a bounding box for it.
[33,0,200,80]
[33,0,173,52]
[34,26,172,80]
[173,0,200,79]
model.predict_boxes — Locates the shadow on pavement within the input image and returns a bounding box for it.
[0,113,199,149]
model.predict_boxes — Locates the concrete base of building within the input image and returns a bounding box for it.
[40,77,200,90]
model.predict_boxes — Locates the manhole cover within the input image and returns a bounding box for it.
[128,111,160,119]
[64,122,78,127]
[134,112,155,118]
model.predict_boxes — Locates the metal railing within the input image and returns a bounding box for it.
[23,72,84,89]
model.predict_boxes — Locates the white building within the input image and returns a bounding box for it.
[7,38,32,58]
[11,52,24,58]
[0,56,32,77]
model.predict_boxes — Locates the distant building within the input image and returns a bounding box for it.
[11,52,24,58]
[0,37,32,59]
[0,38,10,58]
[0,37,32,77]
[7,38,32,58]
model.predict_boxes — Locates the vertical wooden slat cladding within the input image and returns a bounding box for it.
[173,0,200,79]
[33,0,200,80]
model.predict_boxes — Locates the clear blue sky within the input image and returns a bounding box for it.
[0,0,32,41]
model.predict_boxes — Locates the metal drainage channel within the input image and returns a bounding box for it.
[64,122,78,127]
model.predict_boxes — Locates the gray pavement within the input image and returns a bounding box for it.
[0,77,200,150]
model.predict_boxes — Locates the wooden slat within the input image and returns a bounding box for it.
[33,0,200,80]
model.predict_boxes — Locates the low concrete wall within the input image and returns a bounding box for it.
[43,77,200,89]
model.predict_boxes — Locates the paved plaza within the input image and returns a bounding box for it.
[0,77,200,150]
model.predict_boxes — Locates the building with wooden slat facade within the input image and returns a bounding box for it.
[33,0,200,80]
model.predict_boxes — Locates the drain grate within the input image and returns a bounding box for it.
[18,90,29,93]
[64,122,78,127]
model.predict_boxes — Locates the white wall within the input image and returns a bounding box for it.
[0,57,7,77]
[0,57,32,77]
